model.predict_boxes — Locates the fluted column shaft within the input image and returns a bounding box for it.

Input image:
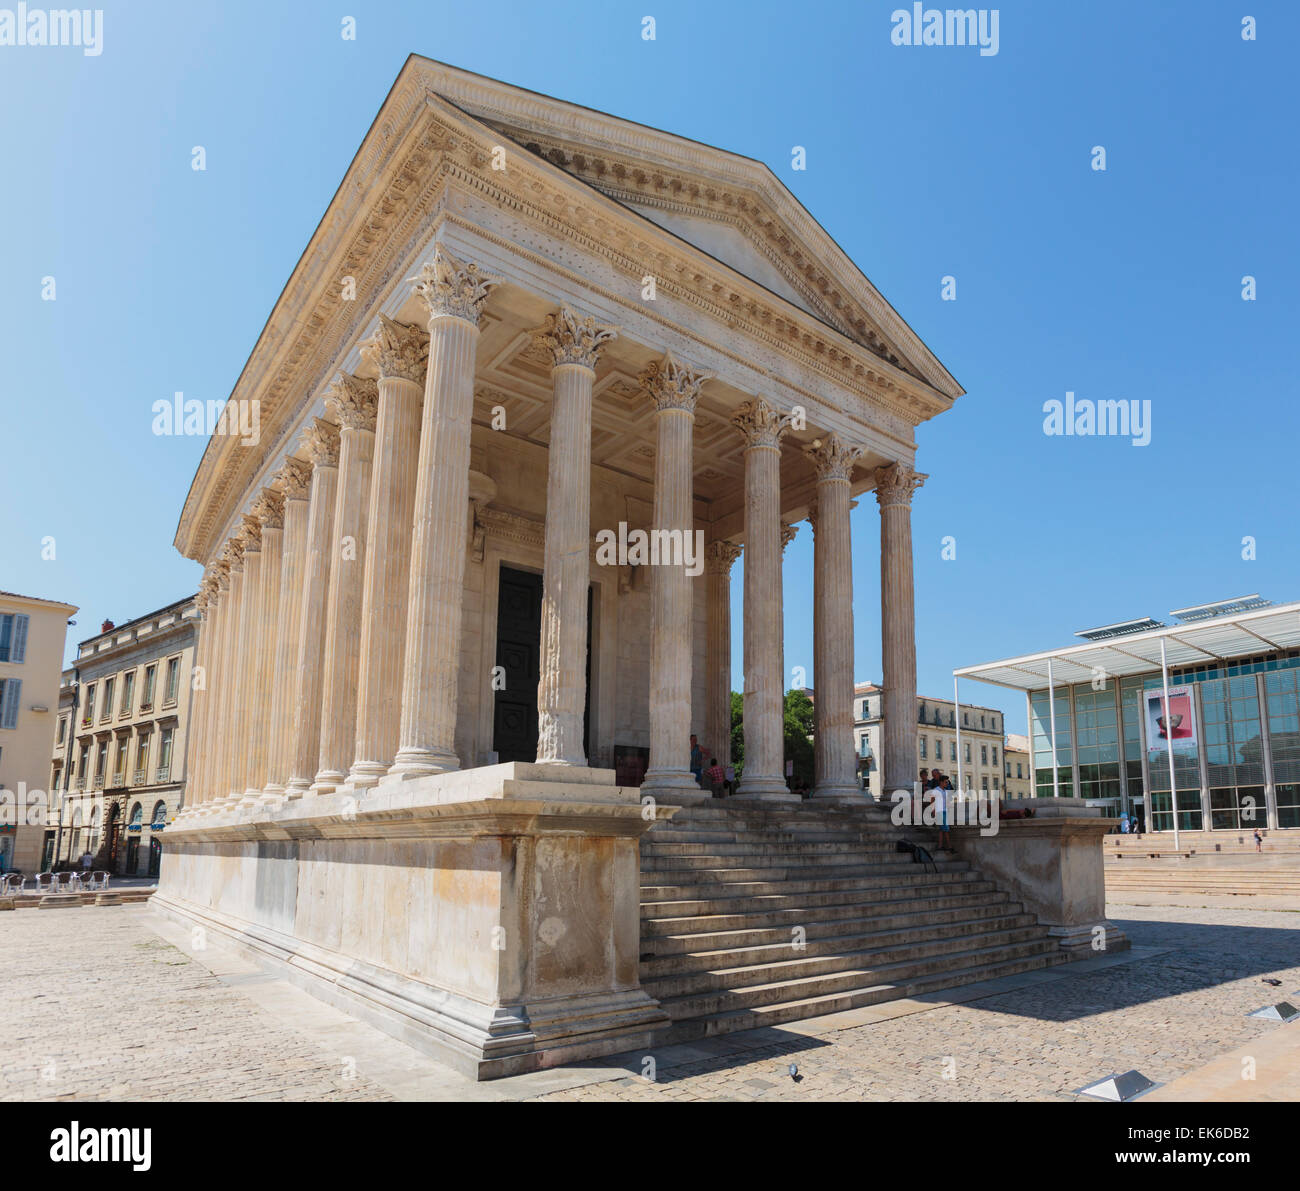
[250,521,282,792]
[640,354,706,795]
[203,579,234,807]
[534,309,616,766]
[185,595,214,810]
[214,563,244,803]
[705,543,741,768]
[231,544,262,799]
[350,318,428,788]
[810,436,862,801]
[266,465,310,796]
[391,317,482,775]
[877,462,925,797]
[537,364,595,765]
[733,399,795,801]
[314,379,378,791]
[287,425,339,797]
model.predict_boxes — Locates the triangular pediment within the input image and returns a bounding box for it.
[410,58,960,397]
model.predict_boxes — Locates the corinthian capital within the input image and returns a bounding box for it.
[274,456,312,501]
[328,372,379,433]
[303,418,341,468]
[807,432,864,484]
[222,537,245,572]
[409,245,500,326]
[252,488,285,530]
[533,306,619,370]
[780,522,799,554]
[873,461,926,509]
[705,539,743,575]
[362,314,430,384]
[239,515,262,553]
[732,396,791,449]
[640,350,710,414]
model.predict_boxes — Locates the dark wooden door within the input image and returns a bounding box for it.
[493,567,543,763]
[492,567,593,762]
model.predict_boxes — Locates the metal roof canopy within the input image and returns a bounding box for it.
[954,601,1300,692]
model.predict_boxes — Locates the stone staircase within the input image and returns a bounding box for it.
[640,801,1068,1042]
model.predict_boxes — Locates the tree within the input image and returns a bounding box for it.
[728,689,815,789]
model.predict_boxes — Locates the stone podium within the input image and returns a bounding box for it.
[153,764,671,1078]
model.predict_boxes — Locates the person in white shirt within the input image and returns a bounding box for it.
[932,777,951,849]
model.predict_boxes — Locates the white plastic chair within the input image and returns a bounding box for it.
[34,873,56,894]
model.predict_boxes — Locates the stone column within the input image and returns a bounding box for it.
[184,576,217,814]
[285,420,340,798]
[264,458,311,798]
[876,461,926,798]
[731,398,796,801]
[533,308,617,766]
[639,352,707,798]
[203,553,237,809]
[312,375,378,792]
[213,540,245,805]
[246,489,284,795]
[705,540,742,767]
[808,433,864,802]
[233,518,264,802]
[348,315,429,788]
[389,248,498,778]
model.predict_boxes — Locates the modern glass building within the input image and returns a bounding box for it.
[954,597,1300,833]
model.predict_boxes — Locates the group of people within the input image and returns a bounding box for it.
[919,768,953,849]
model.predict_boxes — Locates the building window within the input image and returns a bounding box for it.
[981,775,989,792]
[135,735,150,784]
[151,801,167,828]
[950,740,957,762]
[84,683,96,726]
[113,737,128,785]
[993,776,999,791]
[1017,762,1023,779]
[164,658,180,705]
[57,716,67,745]
[964,742,971,763]
[980,744,988,765]
[94,739,108,787]
[142,665,156,709]
[1277,784,1300,830]
[157,726,175,782]
[120,670,135,716]
[992,745,998,766]
[1,678,23,730]
[0,612,29,663]
[919,736,928,759]
[101,677,115,721]
[129,803,143,829]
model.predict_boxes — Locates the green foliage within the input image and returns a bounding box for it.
[728,689,816,789]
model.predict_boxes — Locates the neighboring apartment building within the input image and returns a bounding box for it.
[1003,732,1033,800]
[853,682,1008,798]
[0,591,79,873]
[53,596,199,876]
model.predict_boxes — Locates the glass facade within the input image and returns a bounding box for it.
[1026,648,1300,831]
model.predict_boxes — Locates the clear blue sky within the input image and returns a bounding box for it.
[2,1,1296,735]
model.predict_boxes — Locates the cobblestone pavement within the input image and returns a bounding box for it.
[534,903,1300,1102]
[0,906,391,1101]
[1,902,1296,1102]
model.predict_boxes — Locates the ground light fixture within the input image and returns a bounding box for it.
[1074,1071,1161,1102]
[1246,1002,1299,1023]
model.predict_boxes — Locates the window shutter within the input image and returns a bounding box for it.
[10,614,29,664]
[2,679,21,729]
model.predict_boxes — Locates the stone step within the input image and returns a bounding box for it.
[642,924,1051,999]
[640,856,955,886]
[656,949,1069,1043]
[37,894,84,910]
[642,840,901,860]
[641,868,983,906]
[651,935,1060,1021]
[641,911,1040,975]
[640,893,1022,950]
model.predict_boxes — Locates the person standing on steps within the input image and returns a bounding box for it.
[704,757,726,799]
[689,734,704,786]
[933,775,952,851]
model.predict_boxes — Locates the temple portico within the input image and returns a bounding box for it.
[157,57,963,1078]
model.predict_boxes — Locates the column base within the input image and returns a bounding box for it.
[308,772,343,796]
[641,771,710,805]
[734,776,800,803]
[346,762,387,791]
[384,747,461,782]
